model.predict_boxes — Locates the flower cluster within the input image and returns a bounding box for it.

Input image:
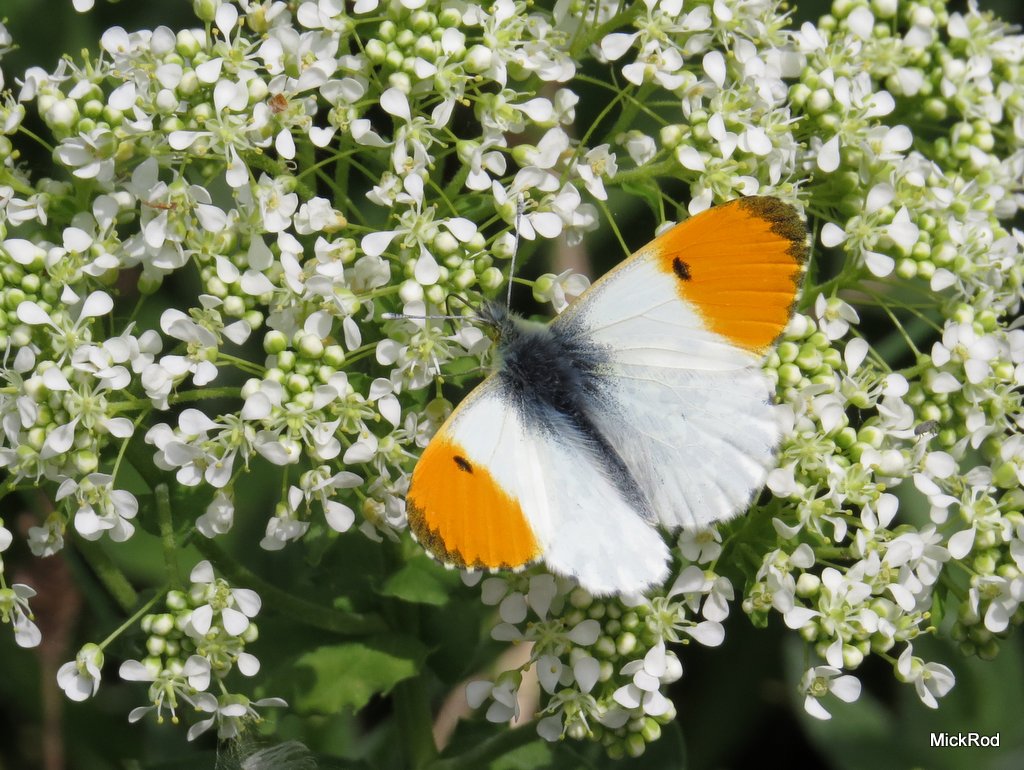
[0,0,1021,761]
[467,561,728,758]
[57,560,282,740]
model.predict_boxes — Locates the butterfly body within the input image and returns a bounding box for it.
[406,196,808,595]
[479,301,656,522]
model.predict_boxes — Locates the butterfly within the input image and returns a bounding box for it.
[405,196,807,595]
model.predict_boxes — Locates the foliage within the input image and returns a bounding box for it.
[0,0,1023,767]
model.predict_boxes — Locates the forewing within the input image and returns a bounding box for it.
[554,196,806,369]
[552,196,806,530]
[407,378,543,571]
[407,379,670,594]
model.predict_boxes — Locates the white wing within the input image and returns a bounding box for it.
[583,363,780,530]
[408,379,670,595]
[550,197,805,530]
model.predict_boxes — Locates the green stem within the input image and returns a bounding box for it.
[191,538,387,636]
[381,541,438,769]
[394,674,439,769]
[72,535,138,613]
[168,386,244,405]
[99,591,165,649]
[427,724,540,770]
[155,484,183,589]
[610,158,680,187]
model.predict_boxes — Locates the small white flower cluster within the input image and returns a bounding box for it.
[56,560,284,740]
[0,516,41,647]
[466,549,730,758]
[0,0,1021,757]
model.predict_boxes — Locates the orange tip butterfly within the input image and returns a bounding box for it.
[406,196,808,595]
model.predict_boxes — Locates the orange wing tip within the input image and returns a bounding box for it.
[406,436,543,571]
[652,195,808,354]
[737,196,810,267]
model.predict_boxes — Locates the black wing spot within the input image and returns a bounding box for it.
[453,455,474,473]
[672,257,691,281]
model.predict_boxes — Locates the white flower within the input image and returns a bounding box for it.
[677,527,722,564]
[57,643,104,701]
[466,677,522,724]
[800,666,861,720]
[16,288,113,361]
[612,642,676,717]
[896,645,955,708]
[0,584,42,647]
[121,655,211,725]
[482,573,559,627]
[575,144,617,200]
[196,491,235,537]
[186,560,262,637]
[27,517,65,557]
[53,127,116,182]
[814,294,860,341]
[969,574,1024,634]
[532,270,591,314]
[187,692,288,741]
[57,473,139,543]
[931,321,1000,385]
[157,309,220,386]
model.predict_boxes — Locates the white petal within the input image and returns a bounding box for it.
[685,621,724,647]
[379,88,411,121]
[536,655,562,694]
[864,250,895,277]
[119,660,154,682]
[567,619,600,645]
[612,683,642,709]
[324,501,355,532]
[16,300,52,326]
[947,528,976,559]
[465,680,493,709]
[361,229,399,258]
[190,559,215,583]
[499,593,528,624]
[600,31,639,61]
[821,222,847,247]
[221,606,250,636]
[573,656,600,694]
[830,674,862,703]
[702,50,726,87]
[236,652,261,676]
[818,136,841,172]
[231,588,262,617]
[804,695,832,720]
[414,249,440,285]
[189,604,214,635]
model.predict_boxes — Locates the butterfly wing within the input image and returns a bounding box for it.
[406,377,669,594]
[552,196,807,530]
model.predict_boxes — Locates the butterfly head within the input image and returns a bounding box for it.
[475,300,519,344]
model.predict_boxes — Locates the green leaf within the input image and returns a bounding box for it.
[491,738,555,770]
[379,557,456,606]
[286,635,429,714]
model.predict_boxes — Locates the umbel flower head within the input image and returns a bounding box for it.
[0,0,1022,763]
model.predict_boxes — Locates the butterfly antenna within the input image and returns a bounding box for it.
[506,195,524,309]
[381,294,498,328]
[380,311,467,322]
